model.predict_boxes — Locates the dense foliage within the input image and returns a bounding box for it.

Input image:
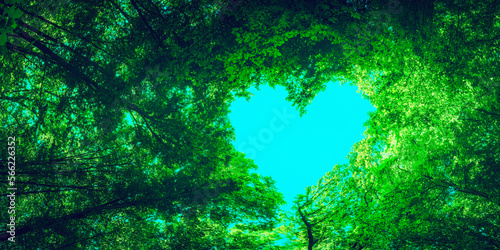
[1,0,285,248]
[281,0,500,249]
[1,0,498,249]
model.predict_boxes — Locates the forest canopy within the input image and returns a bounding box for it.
[0,0,499,249]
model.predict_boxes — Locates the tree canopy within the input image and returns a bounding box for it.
[280,0,500,249]
[1,0,499,249]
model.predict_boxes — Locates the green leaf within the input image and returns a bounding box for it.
[0,32,7,46]
[8,7,23,19]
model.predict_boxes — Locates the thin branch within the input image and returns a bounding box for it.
[129,0,165,49]
[17,6,110,54]
[15,29,106,96]
[475,108,500,116]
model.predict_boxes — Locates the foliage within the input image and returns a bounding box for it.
[1,0,499,249]
[283,0,500,249]
[0,0,285,248]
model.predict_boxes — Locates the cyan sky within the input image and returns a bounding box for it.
[228,82,376,212]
